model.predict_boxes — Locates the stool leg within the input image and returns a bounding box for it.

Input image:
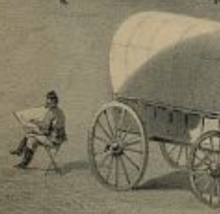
[45,148,62,176]
[45,149,59,173]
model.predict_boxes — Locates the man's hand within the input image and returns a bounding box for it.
[24,126,43,135]
[30,119,39,124]
[30,119,42,127]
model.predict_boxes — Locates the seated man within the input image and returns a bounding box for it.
[10,91,67,169]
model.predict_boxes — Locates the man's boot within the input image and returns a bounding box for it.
[14,148,34,169]
[10,137,27,156]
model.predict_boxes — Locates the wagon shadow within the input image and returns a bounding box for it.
[60,160,89,175]
[137,170,191,191]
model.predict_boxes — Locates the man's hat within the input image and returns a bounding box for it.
[46,90,58,100]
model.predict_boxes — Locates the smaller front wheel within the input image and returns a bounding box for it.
[88,101,148,190]
[159,140,190,168]
[188,130,220,208]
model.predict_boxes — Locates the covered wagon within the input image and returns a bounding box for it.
[88,12,220,208]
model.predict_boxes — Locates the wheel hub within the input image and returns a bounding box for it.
[104,140,123,156]
[209,164,220,178]
[111,142,124,156]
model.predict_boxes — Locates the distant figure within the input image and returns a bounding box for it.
[10,91,67,169]
[60,0,68,5]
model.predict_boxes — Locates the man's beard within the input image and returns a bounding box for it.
[44,103,49,108]
[45,103,56,109]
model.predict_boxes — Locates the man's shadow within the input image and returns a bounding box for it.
[60,160,89,175]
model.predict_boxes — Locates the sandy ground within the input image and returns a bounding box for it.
[0,0,220,213]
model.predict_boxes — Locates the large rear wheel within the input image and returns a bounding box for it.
[88,101,148,190]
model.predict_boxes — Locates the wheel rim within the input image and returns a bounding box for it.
[189,131,220,208]
[160,141,190,168]
[88,101,148,190]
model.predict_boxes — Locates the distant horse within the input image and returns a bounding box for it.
[60,0,68,5]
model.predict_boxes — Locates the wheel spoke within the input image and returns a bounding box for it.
[209,193,213,205]
[218,142,220,164]
[103,110,114,137]
[167,145,178,156]
[198,148,213,163]
[123,137,142,147]
[193,171,208,186]
[115,108,126,138]
[124,147,143,154]
[217,179,220,203]
[120,129,128,142]
[218,153,220,165]
[185,145,189,160]
[210,136,214,148]
[105,155,114,182]
[119,156,130,185]
[209,178,215,204]
[194,152,211,167]
[203,177,212,193]
[176,145,183,163]
[218,154,220,165]
[215,152,219,164]
[123,152,140,171]
[115,156,119,187]
[119,128,131,141]
[97,120,112,141]
[120,127,139,143]
[99,152,111,168]
[210,136,218,165]
[94,135,110,145]
[213,179,219,197]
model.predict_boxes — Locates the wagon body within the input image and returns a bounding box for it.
[110,12,220,114]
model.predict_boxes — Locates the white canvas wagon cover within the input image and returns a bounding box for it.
[110,12,220,113]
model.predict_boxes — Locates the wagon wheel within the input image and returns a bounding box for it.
[88,101,148,190]
[159,140,190,168]
[188,130,220,208]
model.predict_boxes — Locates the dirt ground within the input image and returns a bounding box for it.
[0,0,220,213]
